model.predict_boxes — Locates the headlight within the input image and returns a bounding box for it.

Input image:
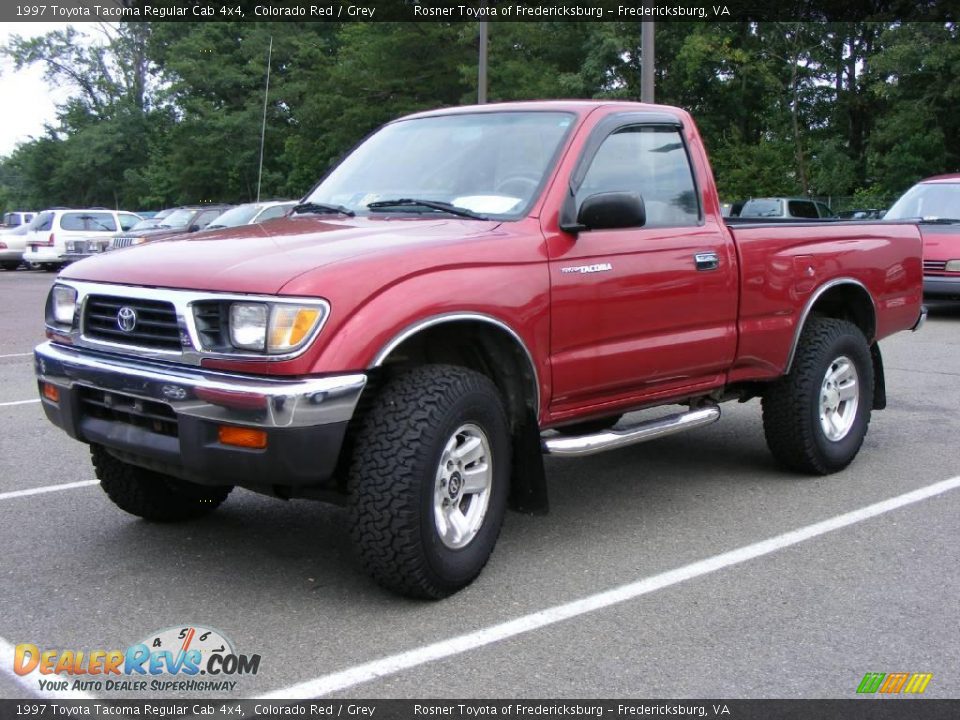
[229,303,269,350]
[49,285,78,326]
[225,301,326,354]
[945,259,960,272]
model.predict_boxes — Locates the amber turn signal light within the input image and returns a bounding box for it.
[41,383,60,403]
[217,425,267,449]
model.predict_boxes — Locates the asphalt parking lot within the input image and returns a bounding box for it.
[0,268,958,700]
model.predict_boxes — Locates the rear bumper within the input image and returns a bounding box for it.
[24,247,63,264]
[923,274,960,298]
[34,341,366,489]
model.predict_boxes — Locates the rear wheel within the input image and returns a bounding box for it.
[0,261,19,271]
[762,317,873,474]
[349,365,510,599]
[92,445,232,521]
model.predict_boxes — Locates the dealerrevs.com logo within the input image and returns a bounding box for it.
[13,626,261,693]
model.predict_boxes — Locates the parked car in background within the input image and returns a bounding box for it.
[126,209,174,232]
[3,211,35,228]
[884,173,960,299]
[739,197,835,220]
[23,209,142,271]
[66,206,232,263]
[109,205,231,250]
[205,201,296,230]
[837,208,885,220]
[0,224,32,270]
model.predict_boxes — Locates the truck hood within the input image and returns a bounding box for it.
[60,216,502,294]
[919,224,960,262]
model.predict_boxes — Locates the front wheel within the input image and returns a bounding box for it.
[92,445,233,521]
[762,317,873,474]
[348,365,511,599]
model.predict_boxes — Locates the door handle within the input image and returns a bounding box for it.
[694,252,719,271]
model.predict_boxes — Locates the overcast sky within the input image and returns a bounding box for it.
[0,22,76,156]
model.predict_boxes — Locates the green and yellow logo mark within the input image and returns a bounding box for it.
[857,672,932,694]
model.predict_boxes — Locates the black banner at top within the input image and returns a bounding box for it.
[4,0,960,23]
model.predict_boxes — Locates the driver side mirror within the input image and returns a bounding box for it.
[188,224,201,233]
[576,191,646,231]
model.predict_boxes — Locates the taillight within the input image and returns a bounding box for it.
[45,233,55,247]
[0,242,7,250]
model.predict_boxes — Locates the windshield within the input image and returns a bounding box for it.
[885,182,960,221]
[153,208,196,228]
[207,205,261,228]
[304,111,575,219]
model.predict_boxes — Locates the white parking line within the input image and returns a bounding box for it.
[0,399,40,407]
[0,636,95,699]
[259,474,960,699]
[0,352,33,359]
[0,480,98,502]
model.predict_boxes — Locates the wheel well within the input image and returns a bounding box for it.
[373,320,538,429]
[806,283,876,342]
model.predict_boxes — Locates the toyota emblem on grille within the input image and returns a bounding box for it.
[116,306,138,333]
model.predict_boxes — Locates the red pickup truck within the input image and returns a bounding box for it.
[35,101,924,598]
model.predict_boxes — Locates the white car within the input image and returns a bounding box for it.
[0,225,32,270]
[204,200,297,229]
[3,211,35,228]
[23,209,142,271]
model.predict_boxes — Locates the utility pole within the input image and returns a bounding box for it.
[256,35,273,203]
[641,21,655,103]
[478,19,488,104]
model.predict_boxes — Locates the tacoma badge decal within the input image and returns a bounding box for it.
[560,263,613,275]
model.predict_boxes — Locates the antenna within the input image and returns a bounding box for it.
[256,36,273,203]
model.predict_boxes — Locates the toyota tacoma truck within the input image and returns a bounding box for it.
[34,101,925,598]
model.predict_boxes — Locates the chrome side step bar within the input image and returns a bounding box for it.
[542,406,721,457]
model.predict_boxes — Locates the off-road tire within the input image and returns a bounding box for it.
[92,445,232,521]
[348,365,511,599]
[762,317,873,474]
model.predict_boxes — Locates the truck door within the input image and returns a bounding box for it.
[548,117,738,411]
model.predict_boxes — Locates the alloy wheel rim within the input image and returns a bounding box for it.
[819,355,859,441]
[433,423,493,549]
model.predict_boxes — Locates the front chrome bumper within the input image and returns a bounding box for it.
[35,341,366,429]
[34,341,367,488]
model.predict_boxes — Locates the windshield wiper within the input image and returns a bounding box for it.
[366,198,489,220]
[206,224,227,229]
[292,201,355,217]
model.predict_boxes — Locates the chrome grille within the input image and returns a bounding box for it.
[78,386,178,437]
[112,236,136,249]
[84,295,183,350]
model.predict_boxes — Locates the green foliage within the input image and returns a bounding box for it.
[1,21,958,214]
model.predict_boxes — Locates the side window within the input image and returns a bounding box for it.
[118,213,140,231]
[787,201,818,219]
[816,202,834,218]
[195,209,223,229]
[32,212,55,232]
[577,125,700,228]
